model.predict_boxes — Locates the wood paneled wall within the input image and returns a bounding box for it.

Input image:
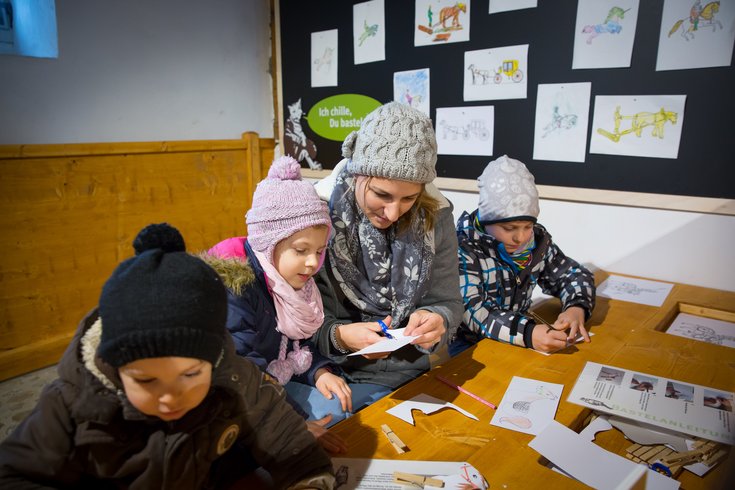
[0,132,274,381]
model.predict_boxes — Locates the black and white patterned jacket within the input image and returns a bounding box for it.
[455,210,595,349]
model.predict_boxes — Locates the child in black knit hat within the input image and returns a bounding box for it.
[0,223,335,489]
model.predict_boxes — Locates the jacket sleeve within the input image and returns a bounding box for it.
[236,361,333,488]
[414,205,463,350]
[536,241,596,320]
[0,383,85,488]
[457,240,536,349]
[225,291,269,372]
[312,264,355,360]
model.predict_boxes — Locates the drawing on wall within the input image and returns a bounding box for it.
[464,44,528,101]
[491,377,563,436]
[353,0,385,65]
[414,0,471,46]
[436,106,494,156]
[489,0,537,14]
[667,312,735,348]
[572,0,640,69]
[533,82,591,163]
[284,99,322,170]
[656,0,735,71]
[393,68,430,116]
[311,29,338,87]
[590,95,686,159]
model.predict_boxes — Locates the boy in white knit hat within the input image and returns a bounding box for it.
[451,155,596,355]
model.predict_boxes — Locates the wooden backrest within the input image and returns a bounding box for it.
[0,132,274,380]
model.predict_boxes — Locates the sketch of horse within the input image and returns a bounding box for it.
[582,21,623,44]
[542,106,578,138]
[631,108,678,139]
[438,2,466,29]
[313,47,333,72]
[467,64,491,84]
[669,1,722,41]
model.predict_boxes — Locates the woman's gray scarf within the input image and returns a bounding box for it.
[327,169,435,327]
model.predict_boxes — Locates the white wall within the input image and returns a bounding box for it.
[0,0,272,144]
[444,190,735,293]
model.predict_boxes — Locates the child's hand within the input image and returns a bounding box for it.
[531,325,570,353]
[314,368,353,413]
[405,310,445,349]
[306,415,347,454]
[553,306,590,343]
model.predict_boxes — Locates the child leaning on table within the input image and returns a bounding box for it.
[0,223,334,489]
[450,155,596,355]
[203,156,352,447]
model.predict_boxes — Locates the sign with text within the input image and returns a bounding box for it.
[306,94,382,141]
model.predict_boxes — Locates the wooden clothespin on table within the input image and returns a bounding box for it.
[393,471,445,488]
[381,424,409,454]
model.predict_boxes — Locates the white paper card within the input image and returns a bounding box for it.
[490,377,563,435]
[348,327,419,356]
[386,393,478,425]
[529,421,680,490]
[667,312,735,348]
[331,459,488,489]
[596,275,674,307]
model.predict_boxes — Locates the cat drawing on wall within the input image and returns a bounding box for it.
[284,99,322,170]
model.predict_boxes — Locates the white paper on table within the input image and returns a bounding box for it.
[533,332,595,356]
[596,275,674,306]
[331,458,488,489]
[386,393,478,425]
[348,328,419,356]
[529,421,680,490]
[490,377,563,435]
[666,312,735,349]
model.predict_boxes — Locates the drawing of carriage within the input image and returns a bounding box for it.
[439,119,489,141]
[495,59,523,83]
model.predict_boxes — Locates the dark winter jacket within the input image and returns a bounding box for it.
[456,210,596,349]
[203,238,336,416]
[0,309,334,489]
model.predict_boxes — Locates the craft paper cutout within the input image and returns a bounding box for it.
[491,377,563,435]
[348,327,419,357]
[386,393,479,425]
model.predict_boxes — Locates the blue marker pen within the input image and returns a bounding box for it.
[377,319,393,339]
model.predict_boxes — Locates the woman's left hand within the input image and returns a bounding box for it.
[404,310,445,350]
[315,368,353,413]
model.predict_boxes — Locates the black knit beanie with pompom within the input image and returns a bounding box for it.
[97,223,227,368]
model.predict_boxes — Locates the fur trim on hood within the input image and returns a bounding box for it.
[80,317,121,392]
[198,252,256,297]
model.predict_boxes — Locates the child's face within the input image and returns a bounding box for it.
[272,225,329,290]
[119,357,213,421]
[486,220,534,253]
[355,176,423,229]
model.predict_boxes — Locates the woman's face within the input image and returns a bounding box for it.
[354,176,423,229]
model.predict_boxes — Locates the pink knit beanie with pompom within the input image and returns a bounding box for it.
[246,156,331,260]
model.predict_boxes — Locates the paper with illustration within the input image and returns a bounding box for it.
[386,393,478,425]
[568,361,734,445]
[490,376,563,435]
[331,458,488,489]
[348,327,419,357]
[666,312,735,348]
[596,275,674,306]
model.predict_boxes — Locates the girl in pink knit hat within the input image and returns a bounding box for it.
[203,156,351,454]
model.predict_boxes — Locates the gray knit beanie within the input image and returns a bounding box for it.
[477,155,540,224]
[342,102,437,183]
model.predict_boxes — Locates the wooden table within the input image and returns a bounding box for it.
[329,272,735,489]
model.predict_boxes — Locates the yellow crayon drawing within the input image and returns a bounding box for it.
[597,106,678,143]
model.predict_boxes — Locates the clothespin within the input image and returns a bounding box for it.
[381,424,408,454]
[393,471,445,488]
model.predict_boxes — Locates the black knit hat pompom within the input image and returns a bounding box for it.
[98,223,227,368]
[132,223,186,255]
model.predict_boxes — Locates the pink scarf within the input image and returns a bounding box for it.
[252,249,324,384]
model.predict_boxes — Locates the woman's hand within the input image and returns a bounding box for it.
[305,415,347,454]
[553,306,590,343]
[336,318,387,352]
[314,368,353,413]
[404,310,445,349]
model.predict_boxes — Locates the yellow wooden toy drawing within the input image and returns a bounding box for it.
[597,106,678,143]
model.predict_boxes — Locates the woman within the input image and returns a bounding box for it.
[310,102,463,416]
